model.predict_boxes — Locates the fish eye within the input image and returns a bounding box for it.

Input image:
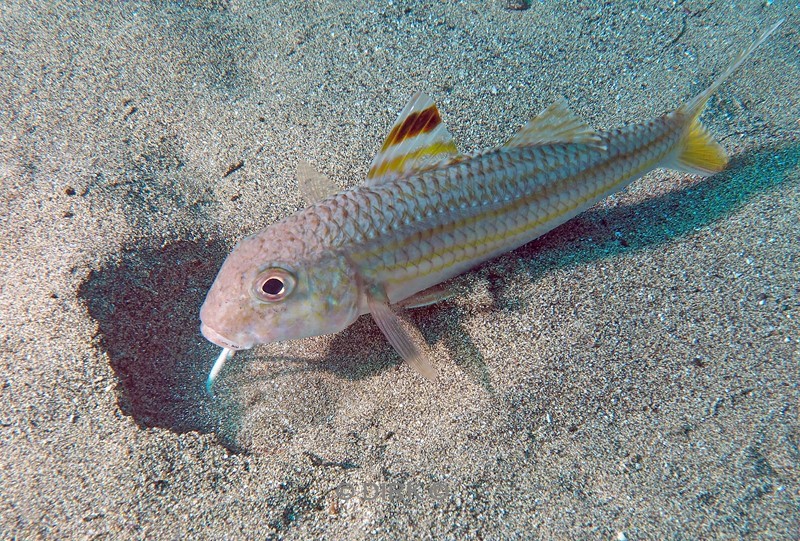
[262,278,284,296]
[253,268,296,302]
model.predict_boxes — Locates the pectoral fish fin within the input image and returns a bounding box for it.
[396,283,457,309]
[366,91,460,185]
[367,285,437,381]
[297,159,338,205]
[505,98,606,150]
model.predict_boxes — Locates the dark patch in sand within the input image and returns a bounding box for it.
[78,238,241,446]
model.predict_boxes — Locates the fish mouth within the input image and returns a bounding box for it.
[200,323,250,351]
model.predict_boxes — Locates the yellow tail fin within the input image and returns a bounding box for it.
[670,20,783,176]
[673,116,729,176]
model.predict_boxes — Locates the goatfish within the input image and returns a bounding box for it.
[200,21,782,393]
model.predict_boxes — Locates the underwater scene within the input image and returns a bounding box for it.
[1,1,797,539]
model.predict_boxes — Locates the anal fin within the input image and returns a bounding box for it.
[396,283,457,309]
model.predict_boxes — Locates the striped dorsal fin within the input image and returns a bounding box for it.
[366,92,459,186]
[505,98,606,150]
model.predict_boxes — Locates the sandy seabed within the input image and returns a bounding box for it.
[1,1,798,539]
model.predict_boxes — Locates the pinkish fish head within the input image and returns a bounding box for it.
[200,226,362,351]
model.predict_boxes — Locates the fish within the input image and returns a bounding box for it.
[200,21,783,394]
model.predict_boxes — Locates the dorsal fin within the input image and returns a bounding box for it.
[505,99,606,150]
[297,159,338,205]
[366,91,460,186]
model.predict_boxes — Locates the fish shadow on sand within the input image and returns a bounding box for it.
[78,142,796,436]
[78,237,244,440]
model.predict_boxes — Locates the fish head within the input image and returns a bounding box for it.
[200,225,362,351]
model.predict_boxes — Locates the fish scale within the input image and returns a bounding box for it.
[200,21,782,390]
[306,114,681,283]
[334,121,674,299]
[271,114,692,300]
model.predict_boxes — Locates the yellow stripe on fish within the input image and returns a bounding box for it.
[200,21,783,393]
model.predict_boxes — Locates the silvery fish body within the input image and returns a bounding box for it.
[258,119,675,311]
[200,22,782,391]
